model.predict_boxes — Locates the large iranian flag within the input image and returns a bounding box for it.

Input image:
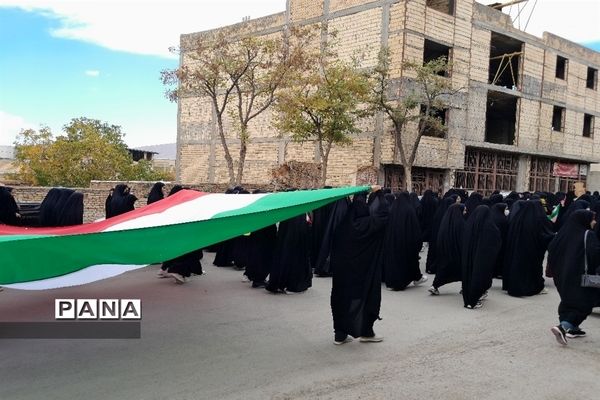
[0,186,367,290]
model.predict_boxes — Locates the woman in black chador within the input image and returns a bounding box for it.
[245,224,277,288]
[464,192,483,220]
[314,197,350,277]
[330,188,389,345]
[549,210,600,345]
[106,184,137,218]
[266,213,312,293]
[425,196,457,274]
[147,182,165,205]
[419,190,438,243]
[382,192,425,291]
[56,192,84,226]
[311,189,335,272]
[0,186,20,226]
[429,203,465,295]
[503,200,555,296]
[461,205,501,309]
[39,188,62,227]
[157,187,203,283]
[490,203,509,278]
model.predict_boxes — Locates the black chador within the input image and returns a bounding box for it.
[0,186,20,226]
[330,190,389,340]
[420,190,438,243]
[503,200,555,296]
[311,194,335,271]
[314,198,350,277]
[382,193,423,290]
[464,192,483,219]
[461,205,501,308]
[106,184,137,218]
[425,196,457,274]
[147,182,165,205]
[39,188,62,227]
[490,203,508,278]
[549,210,600,329]
[163,249,204,279]
[266,213,312,293]
[245,224,277,288]
[431,203,465,292]
[54,189,75,222]
[56,192,84,226]
[213,188,239,267]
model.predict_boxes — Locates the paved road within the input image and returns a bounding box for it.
[2,251,600,400]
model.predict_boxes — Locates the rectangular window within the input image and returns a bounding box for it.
[489,32,523,89]
[583,114,594,138]
[556,56,568,80]
[423,39,452,76]
[485,91,518,145]
[587,67,598,90]
[552,106,565,132]
[420,104,448,138]
[426,0,455,15]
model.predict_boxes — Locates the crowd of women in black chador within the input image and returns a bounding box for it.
[1,185,84,227]
[5,179,600,346]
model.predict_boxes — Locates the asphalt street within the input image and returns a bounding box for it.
[1,250,600,400]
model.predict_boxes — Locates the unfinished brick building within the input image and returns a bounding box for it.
[176,0,600,194]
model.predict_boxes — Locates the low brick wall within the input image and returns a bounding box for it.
[10,181,275,223]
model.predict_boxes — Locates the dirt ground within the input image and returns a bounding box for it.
[2,250,600,400]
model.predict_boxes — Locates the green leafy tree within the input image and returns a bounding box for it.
[275,58,370,185]
[14,117,168,186]
[371,48,460,191]
[162,27,315,186]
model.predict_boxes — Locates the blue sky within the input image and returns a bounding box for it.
[0,0,599,147]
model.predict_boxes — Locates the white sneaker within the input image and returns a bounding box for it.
[157,269,170,278]
[479,291,488,301]
[539,288,549,295]
[428,286,439,295]
[333,337,353,345]
[359,335,384,343]
[241,275,251,282]
[171,273,187,284]
[413,275,428,286]
[466,302,483,310]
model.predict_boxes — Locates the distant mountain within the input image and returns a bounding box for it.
[135,143,176,160]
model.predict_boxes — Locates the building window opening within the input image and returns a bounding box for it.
[556,56,568,80]
[583,114,594,138]
[489,32,523,89]
[587,67,598,90]
[485,91,518,145]
[423,39,451,76]
[420,104,448,137]
[552,106,565,132]
[426,0,455,16]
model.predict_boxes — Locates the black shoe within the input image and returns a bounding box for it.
[251,281,266,288]
[551,325,568,345]
[566,328,586,338]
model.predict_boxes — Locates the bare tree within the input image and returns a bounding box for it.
[162,28,314,185]
[371,47,461,191]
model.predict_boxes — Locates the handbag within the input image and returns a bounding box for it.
[581,230,600,288]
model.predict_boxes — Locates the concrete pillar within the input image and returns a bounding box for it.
[516,155,530,192]
[586,164,600,191]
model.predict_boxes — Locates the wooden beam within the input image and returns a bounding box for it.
[489,51,523,60]
[491,0,528,9]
